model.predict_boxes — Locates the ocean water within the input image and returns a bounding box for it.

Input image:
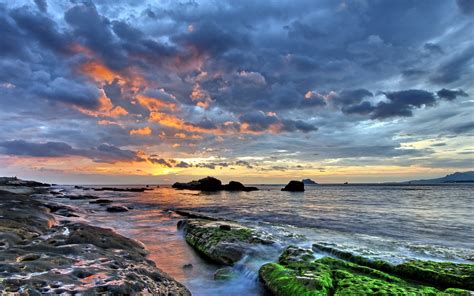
[51,184,474,295]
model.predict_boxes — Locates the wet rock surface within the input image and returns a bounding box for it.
[172,176,258,192]
[259,245,472,295]
[0,190,190,295]
[178,219,274,265]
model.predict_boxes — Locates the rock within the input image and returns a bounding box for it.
[281,180,305,192]
[222,181,258,191]
[182,263,193,270]
[63,195,99,200]
[214,267,238,281]
[312,242,474,290]
[302,178,317,185]
[259,246,471,296]
[0,190,190,295]
[178,219,274,265]
[173,177,258,192]
[89,199,113,205]
[198,177,222,191]
[106,206,129,213]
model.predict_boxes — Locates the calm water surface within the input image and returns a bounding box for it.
[52,184,474,295]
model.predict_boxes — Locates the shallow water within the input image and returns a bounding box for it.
[51,184,474,295]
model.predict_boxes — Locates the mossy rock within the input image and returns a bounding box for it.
[259,246,471,296]
[313,242,474,291]
[179,219,273,265]
[395,260,474,290]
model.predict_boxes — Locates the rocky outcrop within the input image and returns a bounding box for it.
[172,177,258,192]
[313,242,474,290]
[0,190,190,295]
[259,245,472,295]
[281,180,305,192]
[302,178,317,185]
[178,219,273,265]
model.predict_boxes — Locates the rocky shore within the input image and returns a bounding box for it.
[0,180,190,295]
[176,214,473,295]
[1,177,473,295]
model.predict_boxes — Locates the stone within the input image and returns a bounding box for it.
[178,219,273,265]
[106,206,129,213]
[281,180,305,192]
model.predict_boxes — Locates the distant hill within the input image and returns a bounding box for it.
[404,171,474,184]
[302,178,318,185]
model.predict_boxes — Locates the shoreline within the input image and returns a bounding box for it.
[0,178,473,295]
[0,181,190,295]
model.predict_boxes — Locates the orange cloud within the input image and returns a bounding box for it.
[77,92,129,118]
[130,127,152,136]
[136,95,177,112]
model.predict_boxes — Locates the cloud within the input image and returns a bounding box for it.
[456,0,474,15]
[436,89,469,101]
[0,140,143,163]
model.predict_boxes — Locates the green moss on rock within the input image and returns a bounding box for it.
[395,260,474,290]
[179,219,272,265]
[313,242,474,291]
[259,246,472,296]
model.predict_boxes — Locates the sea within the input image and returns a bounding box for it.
[49,184,474,295]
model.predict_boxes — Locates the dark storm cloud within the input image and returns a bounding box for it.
[0,140,143,163]
[372,90,437,119]
[10,6,70,53]
[36,77,101,108]
[456,0,474,14]
[335,88,468,120]
[437,88,469,101]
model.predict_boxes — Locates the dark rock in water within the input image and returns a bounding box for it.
[0,190,190,295]
[106,206,129,213]
[219,224,232,231]
[214,266,238,281]
[178,219,274,265]
[259,245,472,296]
[281,180,305,192]
[173,177,258,192]
[199,176,222,191]
[182,263,193,270]
[89,199,113,205]
[222,181,259,191]
[302,178,317,185]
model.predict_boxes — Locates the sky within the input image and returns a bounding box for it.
[0,0,473,184]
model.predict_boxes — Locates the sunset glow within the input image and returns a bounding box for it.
[0,0,472,184]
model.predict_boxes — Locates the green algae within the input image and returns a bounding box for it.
[395,260,474,290]
[313,242,474,291]
[259,246,472,296]
[181,219,262,265]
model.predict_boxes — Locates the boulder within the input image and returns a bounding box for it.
[222,181,258,191]
[178,219,273,265]
[281,180,305,192]
[106,206,129,213]
[172,177,258,192]
[198,177,222,191]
